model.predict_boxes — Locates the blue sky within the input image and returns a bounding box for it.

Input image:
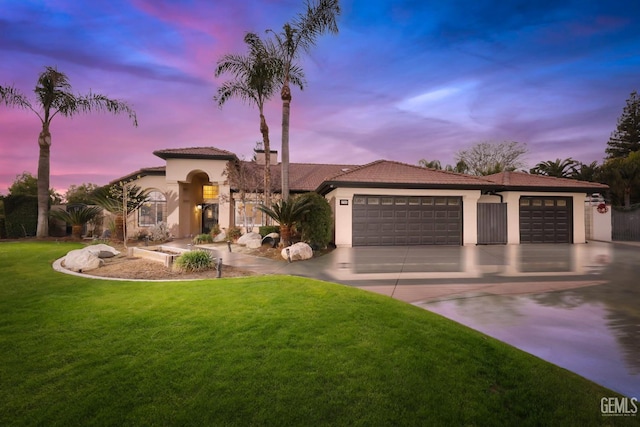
[1,0,639,194]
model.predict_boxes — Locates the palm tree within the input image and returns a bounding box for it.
[269,0,340,200]
[258,197,312,247]
[215,33,302,208]
[50,206,102,239]
[0,66,137,237]
[570,161,602,182]
[530,158,579,178]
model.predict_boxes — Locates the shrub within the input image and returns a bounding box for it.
[148,222,170,242]
[226,226,242,242]
[210,223,221,237]
[259,225,280,237]
[173,250,214,272]
[193,233,213,244]
[297,192,333,249]
[3,194,37,238]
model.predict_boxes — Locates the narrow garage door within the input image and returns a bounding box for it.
[519,196,573,243]
[352,195,462,246]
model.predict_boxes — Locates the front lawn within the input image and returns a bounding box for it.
[0,242,627,426]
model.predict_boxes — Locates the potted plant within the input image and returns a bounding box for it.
[50,206,102,239]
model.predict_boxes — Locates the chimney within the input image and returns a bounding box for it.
[254,148,278,165]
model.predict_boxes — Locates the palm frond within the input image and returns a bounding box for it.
[0,85,33,110]
[76,93,138,126]
[50,206,102,225]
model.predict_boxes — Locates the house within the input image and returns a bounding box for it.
[114,146,608,247]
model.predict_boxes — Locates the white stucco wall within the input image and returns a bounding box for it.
[586,203,612,241]
[326,187,482,247]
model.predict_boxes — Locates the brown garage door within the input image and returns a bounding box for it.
[352,195,462,246]
[519,196,573,243]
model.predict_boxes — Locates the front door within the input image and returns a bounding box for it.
[202,203,219,234]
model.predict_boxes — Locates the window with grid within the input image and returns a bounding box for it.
[138,191,167,226]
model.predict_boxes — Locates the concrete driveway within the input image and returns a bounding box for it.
[283,242,613,303]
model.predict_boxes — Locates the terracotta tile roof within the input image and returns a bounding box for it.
[320,160,496,190]
[153,146,237,160]
[237,161,358,193]
[484,171,608,190]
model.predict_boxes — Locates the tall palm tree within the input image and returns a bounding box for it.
[0,66,137,237]
[215,33,301,208]
[530,158,579,178]
[269,0,340,200]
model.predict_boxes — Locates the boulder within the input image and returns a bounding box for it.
[84,244,120,258]
[213,230,227,242]
[265,232,280,239]
[281,242,313,262]
[64,248,104,272]
[246,238,263,249]
[237,232,262,246]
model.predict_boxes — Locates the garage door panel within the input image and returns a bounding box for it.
[519,197,573,243]
[353,195,462,246]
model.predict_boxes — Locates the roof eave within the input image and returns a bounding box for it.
[153,151,237,161]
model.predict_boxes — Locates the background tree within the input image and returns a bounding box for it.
[454,141,528,176]
[0,66,137,237]
[8,172,62,204]
[269,0,340,200]
[223,156,266,229]
[606,90,640,159]
[418,159,442,169]
[570,161,602,182]
[65,182,100,205]
[529,158,579,178]
[601,151,640,208]
[215,33,298,208]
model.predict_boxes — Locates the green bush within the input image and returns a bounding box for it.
[258,225,280,237]
[193,233,213,244]
[297,192,333,249]
[173,250,214,272]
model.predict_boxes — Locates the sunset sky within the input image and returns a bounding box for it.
[1,0,639,196]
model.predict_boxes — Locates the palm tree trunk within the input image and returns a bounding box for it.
[36,126,51,238]
[260,112,271,208]
[280,224,291,247]
[281,83,292,201]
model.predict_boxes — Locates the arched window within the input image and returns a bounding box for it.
[139,191,166,226]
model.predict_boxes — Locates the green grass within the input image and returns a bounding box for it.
[0,242,629,426]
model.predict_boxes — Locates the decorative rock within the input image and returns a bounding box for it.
[281,242,313,261]
[84,244,120,258]
[237,232,262,246]
[213,230,227,242]
[265,232,280,239]
[63,248,104,272]
[246,238,263,249]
